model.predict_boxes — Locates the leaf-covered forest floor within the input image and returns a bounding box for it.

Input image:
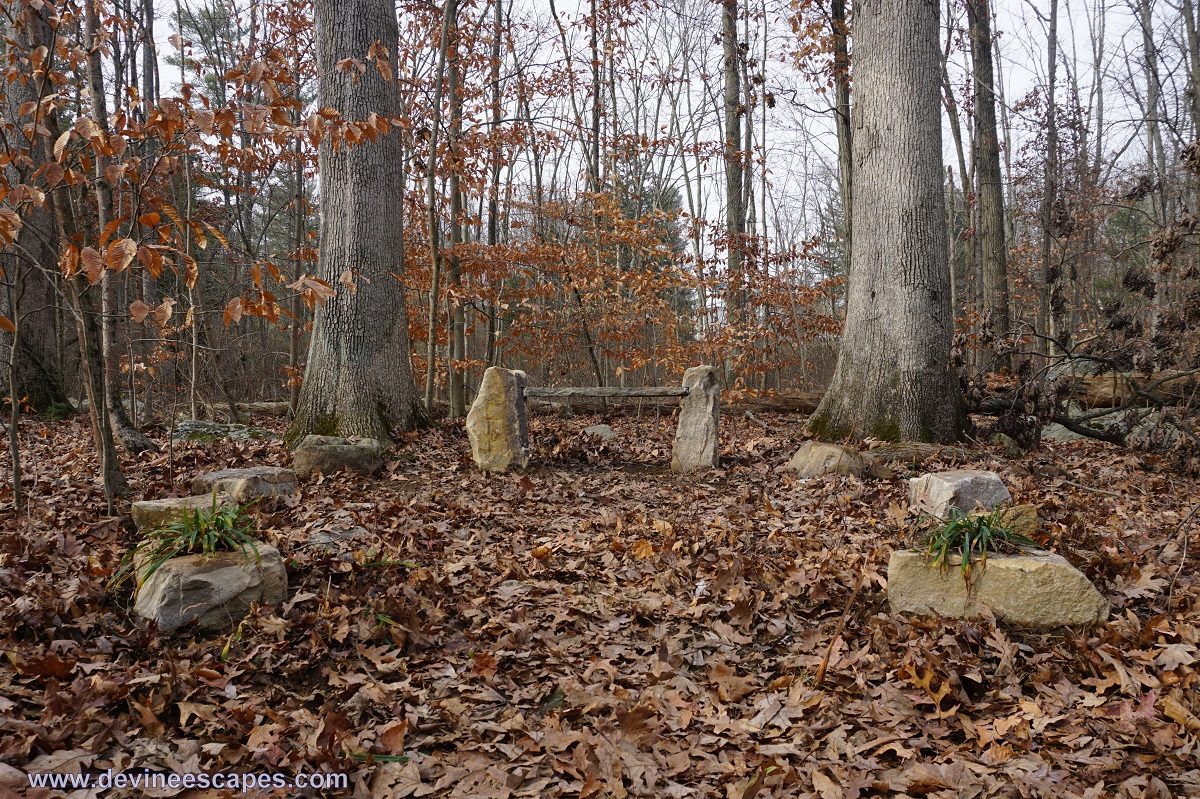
[2,406,1198,798]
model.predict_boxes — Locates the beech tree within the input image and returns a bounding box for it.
[968,0,1010,370]
[808,0,962,443]
[286,0,422,443]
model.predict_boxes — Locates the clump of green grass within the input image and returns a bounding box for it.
[110,495,260,590]
[922,507,1037,586]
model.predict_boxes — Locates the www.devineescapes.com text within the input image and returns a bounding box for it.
[26,768,349,793]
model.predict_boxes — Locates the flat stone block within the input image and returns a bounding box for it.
[134,543,287,632]
[192,466,298,502]
[131,494,235,532]
[292,435,383,480]
[888,550,1109,628]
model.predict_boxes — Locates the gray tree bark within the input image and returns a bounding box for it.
[85,0,158,455]
[447,12,466,419]
[287,0,423,445]
[967,0,1011,371]
[722,0,746,322]
[0,6,68,414]
[808,0,961,443]
[422,0,454,411]
[832,0,853,264]
[1037,0,1059,356]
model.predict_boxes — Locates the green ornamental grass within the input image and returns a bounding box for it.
[922,507,1037,586]
[110,494,260,590]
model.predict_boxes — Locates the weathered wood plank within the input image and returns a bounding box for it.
[524,386,690,399]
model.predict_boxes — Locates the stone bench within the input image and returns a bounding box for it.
[466,365,720,473]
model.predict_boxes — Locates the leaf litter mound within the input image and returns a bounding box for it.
[1,410,1198,797]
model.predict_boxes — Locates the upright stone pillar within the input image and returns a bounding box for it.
[671,365,720,473]
[466,367,529,472]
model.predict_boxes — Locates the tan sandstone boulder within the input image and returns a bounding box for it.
[670,365,720,473]
[785,441,892,478]
[191,466,298,502]
[887,550,1108,628]
[909,469,1011,518]
[466,367,530,472]
[131,493,235,532]
[134,543,287,632]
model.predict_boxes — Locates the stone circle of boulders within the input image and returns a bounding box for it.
[191,466,298,503]
[466,367,530,473]
[133,543,287,632]
[292,435,384,480]
[908,469,1011,518]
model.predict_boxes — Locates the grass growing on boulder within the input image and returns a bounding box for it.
[110,494,260,590]
[922,507,1038,586]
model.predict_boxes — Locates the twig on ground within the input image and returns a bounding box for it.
[815,561,868,687]
[1166,502,1199,611]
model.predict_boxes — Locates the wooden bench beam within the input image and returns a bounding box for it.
[524,386,690,399]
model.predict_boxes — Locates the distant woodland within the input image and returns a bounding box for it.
[2,0,1198,494]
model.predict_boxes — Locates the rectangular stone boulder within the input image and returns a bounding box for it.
[888,550,1109,628]
[466,367,529,472]
[670,365,720,473]
[191,466,298,502]
[909,469,1011,518]
[291,435,383,480]
[134,543,287,632]
[131,494,235,532]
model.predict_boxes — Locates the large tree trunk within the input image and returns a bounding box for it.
[808,0,961,443]
[84,0,157,455]
[287,0,423,445]
[447,11,466,419]
[0,6,69,414]
[831,0,852,264]
[967,0,1010,371]
[1037,0,1059,357]
[722,0,746,323]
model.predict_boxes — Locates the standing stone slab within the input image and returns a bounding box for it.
[191,466,298,502]
[671,366,720,473]
[292,435,383,480]
[134,543,288,632]
[466,367,529,472]
[909,469,1011,518]
[131,494,236,532]
[888,550,1109,628]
